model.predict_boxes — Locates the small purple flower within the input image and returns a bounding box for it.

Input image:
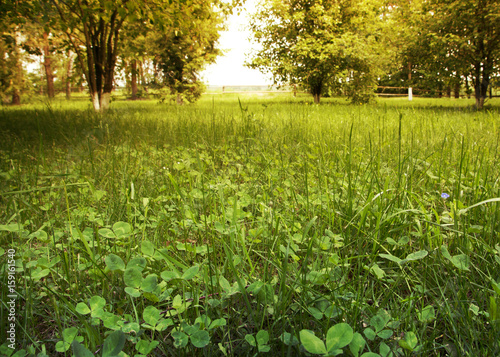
[441,193,450,199]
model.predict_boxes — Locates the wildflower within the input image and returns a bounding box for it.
[441,193,450,199]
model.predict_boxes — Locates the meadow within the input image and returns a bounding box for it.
[1,94,499,356]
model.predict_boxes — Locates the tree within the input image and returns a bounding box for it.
[0,1,28,104]
[155,0,226,104]
[49,0,164,111]
[398,0,500,108]
[22,24,63,99]
[50,0,236,110]
[119,18,157,100]
[247,0,391,103]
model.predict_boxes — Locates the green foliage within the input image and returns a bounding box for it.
[1,97,500,355]
[248,0,392,103]
[388,0,500,108]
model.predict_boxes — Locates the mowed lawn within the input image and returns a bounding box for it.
[1,95,499,356]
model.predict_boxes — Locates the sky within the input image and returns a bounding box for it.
[201,1,273,87]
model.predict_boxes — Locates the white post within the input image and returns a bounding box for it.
[408,87,413,101]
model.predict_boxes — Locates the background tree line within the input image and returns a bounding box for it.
[0,0,233,110]
[1,0,499,110]
[247,0,500,108]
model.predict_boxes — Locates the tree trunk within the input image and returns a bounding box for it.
[131,59,138,99]
[176,93,184,105]
[454,79,460,99]
[43,32,55,98]
[10,31,23,105]
[100,92,111,110]
[91,92,100,111]
[11,91,21,105]
[53,0,124,112]
[310,82,322,104]
[473,61,490,110]
[65,52,75,100]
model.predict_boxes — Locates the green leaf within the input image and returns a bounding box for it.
[492,280,500,295]
[256,330,270,345]
[489,296,497,321]
[105,254,125,271]
[379,342,392,357]
[71,341,94,357]
[126,257,147,271]
[209,318,227,329]
[245,334,257,347]
[377,330,393,339]
[75,302,91,315]
[219,276,231,291]
[161,270,181,281]
[30,230,48,242]
[450,254,470,271]
[370,315,386,333]
[124,267,143,288]
[143,291,160,303]
[308,307,324,320]
[417,305,436,323]
[101,312,121,330]
[379,253,402,264]
[280,332,299,346]
[191,330,210,348]
[172,331,189,348]
[56,327,79,352]
[143,306,160,326]
[364,328,376,341]
[141,274,158,293]
[102,330,125,357]
[440,246,470,271]
[195,245,208,255]
[258,344,271,353]
[181,322,200,336]
[124,287,141,297]
[141,240,155,256]
[404,250,428,262]
[136,339,159,354]
[398,332,418,351]
[11,351,27,357]
[326,323,353,352]
[0,223,24,232]
[299,329,327,355]
[31,268,50,281]
[361,353,381,357]
[88,296,106,317]
[122,322,141,334]
[349,332,366,357]
[112,222,132,237]
[98,228,115,238]
[156,318,174,331]
[369,264,386,279]
[172,294,184,310]
[181,265,200,280]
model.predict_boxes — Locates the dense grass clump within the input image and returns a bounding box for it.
[1,95,500,356]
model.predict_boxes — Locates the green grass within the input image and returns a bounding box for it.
[1,95,500,356]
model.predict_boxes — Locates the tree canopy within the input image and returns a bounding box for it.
[247,0,392,103]
[0,0,234,110]
[2,0,500,108]
[421,0,500,109]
